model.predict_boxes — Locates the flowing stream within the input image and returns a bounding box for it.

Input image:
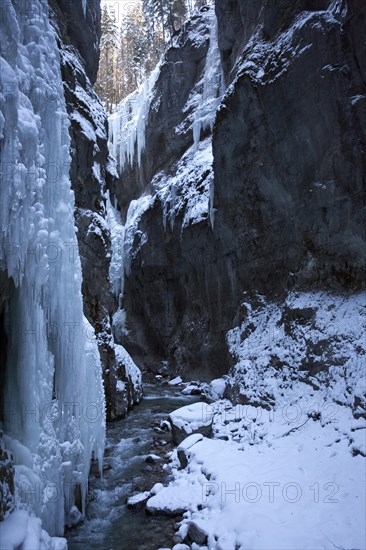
[66,381,200,550]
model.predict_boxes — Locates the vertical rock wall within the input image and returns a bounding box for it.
[110,0,365,380]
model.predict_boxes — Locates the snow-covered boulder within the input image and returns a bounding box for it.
[177,434,204,468]
[126,491,150,510]
[146,479,203,517]
[206,378,227,400]
[169,402,214,444]
[169,376,183,386]
[187,521,208,546]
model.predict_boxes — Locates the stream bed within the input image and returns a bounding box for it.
[66,380,200,550]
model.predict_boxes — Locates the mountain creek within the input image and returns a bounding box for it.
[66,378,201,550]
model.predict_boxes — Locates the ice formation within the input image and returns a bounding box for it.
[106,195,125,299]
[191,8,225,151]
[108,63,161,173]
[0,0,105,537]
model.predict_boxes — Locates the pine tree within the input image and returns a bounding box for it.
[143,0,187,46]
[95,6,120,112]
[120,4,150,94]
[95,0,211,109]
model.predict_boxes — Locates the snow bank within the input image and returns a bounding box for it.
[154,292,365,549]
[227,291,366,411]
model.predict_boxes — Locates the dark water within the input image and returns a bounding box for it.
[66,382,199,550]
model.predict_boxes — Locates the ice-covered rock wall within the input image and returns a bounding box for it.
[0,0,105,536]
[49,0,142,422]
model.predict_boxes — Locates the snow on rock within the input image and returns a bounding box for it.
[123,194,154,276]
[177,434,204,468]
[115,344,142,391]
[178,434,204,453]
[169,376,183,386]
[226,291,366,412]
[114,344,143,407]
[181,383,203,396]
[146,473,205,517]
[153,138,214,232]
[0,0,105,536]
[169,402,214,444]
[157,292,366,549]
[126,491,150,510]
[206,378,227,401]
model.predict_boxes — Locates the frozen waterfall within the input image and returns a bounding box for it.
[192,7,225,151]
[0,0,105,538]
[108,63,161,173]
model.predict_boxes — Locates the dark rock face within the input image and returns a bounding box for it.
[213,0,366,299]
[112,0,365,382]
[0,273,13,420]
[122,199,233,379]
[52,0,101,85]
[0,278,14,512]
[49,0,141,419]
[111,9,232,380]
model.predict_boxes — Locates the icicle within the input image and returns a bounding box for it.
[108,62,161,174]
[192,8,225,151]
[0,0,105,536]
[106,194,125,299]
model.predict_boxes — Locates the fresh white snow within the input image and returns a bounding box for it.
[169,402,214,434]
[150,292,366,549]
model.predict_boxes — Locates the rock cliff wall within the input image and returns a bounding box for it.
[110,0,365,381]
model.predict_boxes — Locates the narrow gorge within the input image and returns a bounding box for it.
[0,1,365,549]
